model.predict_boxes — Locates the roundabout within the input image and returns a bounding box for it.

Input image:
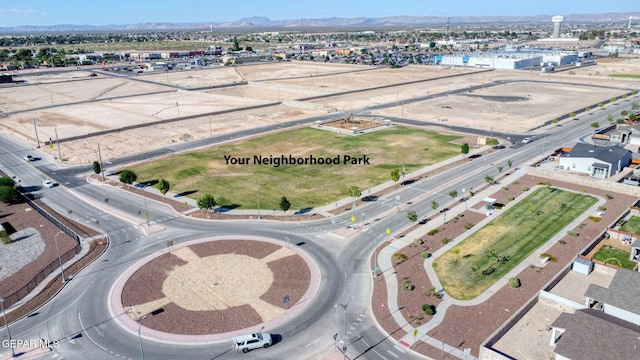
[109,236,320,344]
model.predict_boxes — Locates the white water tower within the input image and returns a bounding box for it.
[552,16,564,38]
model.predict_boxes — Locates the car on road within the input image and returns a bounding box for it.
[232,333,272,353]
[521,137,533,144]
[24,154,34,161]
[42,179,54,188]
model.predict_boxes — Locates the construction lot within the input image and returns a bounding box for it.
[0,60,638,165]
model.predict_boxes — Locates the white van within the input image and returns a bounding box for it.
[232,333,273,353]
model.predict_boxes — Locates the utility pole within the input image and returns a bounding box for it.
[33,118,40,148]
[335,295,355,360]
[55,127,62,161]
[97,143,105,182]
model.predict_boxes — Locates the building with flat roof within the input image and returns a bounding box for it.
[549,308,640,360]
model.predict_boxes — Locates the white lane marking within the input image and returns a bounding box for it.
[78,313,108,351]
[387,350,400,358]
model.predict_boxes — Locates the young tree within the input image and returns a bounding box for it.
[485,175,495,185]
[431,200,439,212]
[591,121,599,128]
[92,161,101,175]
[507,159,513,169]
[486,138,499,146]
[497,166,503,174]
[0,185,17,204]
[119,169,137,185]
[0,177,15,187]
[197,194,216,211]
[461,143,469,156]
[449,190,458,200]
[407,210,418,222]
[390,169,401,183]
[158,179,170,197]
[279,196,291,214]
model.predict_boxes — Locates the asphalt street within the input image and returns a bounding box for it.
[0,84,637,360]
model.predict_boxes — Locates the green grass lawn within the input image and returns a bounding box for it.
[433,187,597,300]
[129,126,463,210]
[592,245,636,269]
[620,216,640,235]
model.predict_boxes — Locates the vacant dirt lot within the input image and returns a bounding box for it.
[1,59,637,165]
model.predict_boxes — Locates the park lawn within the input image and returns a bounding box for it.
[592,245,636,269]
[129,126,462,210]
[433,187,597,300]
[619,216,640,235]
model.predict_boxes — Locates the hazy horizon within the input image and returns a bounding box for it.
[1,0,639,28]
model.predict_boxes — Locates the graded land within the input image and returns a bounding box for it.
[1,60,638,166]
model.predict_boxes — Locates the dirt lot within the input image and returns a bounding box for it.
[1,60,638,165]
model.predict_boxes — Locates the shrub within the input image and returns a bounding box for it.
[0,229,10,244]
[570,112,576,117]
[604,257,622,267]
[394,253,408,264]
[402,281,414,291]
[509,277,521,288]
[558,239,567,245]
[421,252,431,259]
[441,237,451,245]
[464,222,474,229]
[508,196,515,201]
[587,216,601,222]
[414,238,424,245]
[422,304,435,315]
[606,194,614,200]
[426,287,442,298]
[427,229,439,236]
[522,186,529,192]
[597,205,606,211]
[566,230,579,237]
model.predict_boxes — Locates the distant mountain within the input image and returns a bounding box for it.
[1,12,639,33]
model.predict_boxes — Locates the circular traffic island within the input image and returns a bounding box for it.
[117,237,316,337]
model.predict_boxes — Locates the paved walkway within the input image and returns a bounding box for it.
[374,168,606,360]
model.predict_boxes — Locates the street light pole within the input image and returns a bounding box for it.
[138,315,147,360]
[53,231,66,283]
[0,298,15,358]
[255,180,260,220]
[335,295,355,360]
[142,185,149,226]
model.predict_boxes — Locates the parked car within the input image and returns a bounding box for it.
[521,137,533,144]
[42,179,54,188]
[24,154,34,161]
[232,333,272,353]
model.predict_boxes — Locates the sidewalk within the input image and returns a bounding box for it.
[2,239,92,318]
[373,167,606,359]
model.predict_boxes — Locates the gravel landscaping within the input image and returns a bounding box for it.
[121,240,311,335]
[372,173,637,358]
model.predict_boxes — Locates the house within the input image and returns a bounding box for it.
[549,309,640,360]
[558,142,631,178]
[584,268,640,325]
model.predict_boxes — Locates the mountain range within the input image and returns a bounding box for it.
[2,12,639,33]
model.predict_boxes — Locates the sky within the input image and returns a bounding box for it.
[1,0,638,27]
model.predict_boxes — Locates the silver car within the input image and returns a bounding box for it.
[232,333,273,353]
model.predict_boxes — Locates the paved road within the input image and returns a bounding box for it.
[0,79,637,360]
